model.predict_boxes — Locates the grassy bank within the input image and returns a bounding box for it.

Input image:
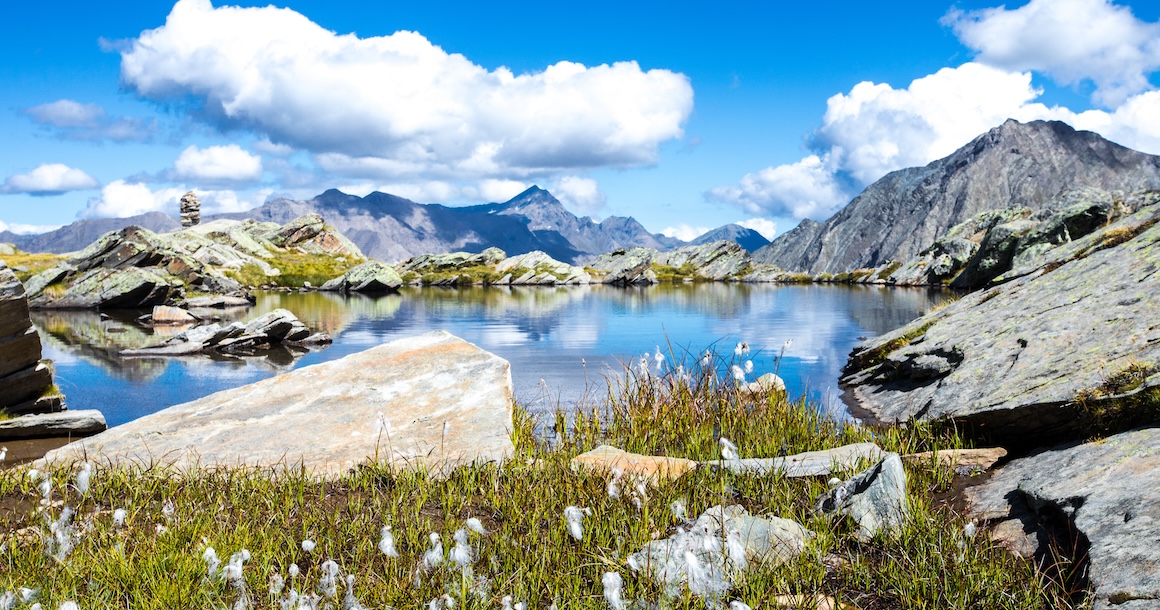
[0,359,1074,609]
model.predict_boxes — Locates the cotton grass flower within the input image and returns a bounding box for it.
[269,573,285,596]
[112,508,127,528]
[343,574,367,610]
[731,365,745,383]
[602,572,626,610]
[45,507,75,562]
[670,499,687,521]
[449,528,473,569]
[744,360,753,374]
[0,447,6,462]
[317,559,340,599]
[203,547,221,579]
[719,437,739,460]
[57,603,79,610]
[563,506,590,541]
[422,532,443,570]
[734,342,749,357]
[378,525,399,557]
[161,500,175,519]
[74,463,91,496]
[654,346,665,370]
[465,517,486,535]
[606,467,624,499]
[729,601,753,610]
[288,564,300,579]
[301,539,316,553]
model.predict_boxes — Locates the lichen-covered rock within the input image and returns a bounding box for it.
[398,248,507,274]
[46,331,514,476]
[271,213,324,247]
[30,267,182,309]
[319,260,403,293]
[950,219,1038,289]
[655,240,752,280]
[587,247,659,285]
[965,427,1160,610]
[495,251,591,285]
[814,453,908,541]
[843,197,1160,446]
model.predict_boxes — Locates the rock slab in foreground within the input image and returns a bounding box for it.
[570,445,698,481]
[965,427,1160,609]
[705,442,884,477]
[0,410,106,439]
[43,331,515,476]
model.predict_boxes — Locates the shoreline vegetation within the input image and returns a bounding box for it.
[0,356,1079,609]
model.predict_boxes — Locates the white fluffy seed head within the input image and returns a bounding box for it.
[465,517,486,535]
[112,508,127,527]
[301,539,316,553]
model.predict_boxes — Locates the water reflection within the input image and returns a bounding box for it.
[35,284,942,427]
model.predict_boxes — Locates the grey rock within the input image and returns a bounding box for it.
[30,267,182,309]
[495,251,591,285]
[755,120,1160,274]
[271,213,324,246]
[0,410,106,440]
[950,219,1038,289]
[655,241,752,280]
[320,260,403,292]
[0,211,180,254]
[966,427,1160,609]
[843,197,1160,446]
[44,331,515,477]
[705,442,885,477]
[628,504,813,597]
[0,327,45,378]
[182,295,253,309]
[0,349,53,406]
[587,247,659,284]
[242,308,299,341]
[814,453,908,541]
[737,372,786,397]
[150,305,198,325]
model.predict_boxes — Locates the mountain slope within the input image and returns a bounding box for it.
[755,119,1160,273]
[690,224,770,252]
[0,212,180,254]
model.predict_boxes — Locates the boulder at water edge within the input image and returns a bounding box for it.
[42,331,515,476]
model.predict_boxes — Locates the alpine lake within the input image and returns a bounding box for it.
[32,283,943,430]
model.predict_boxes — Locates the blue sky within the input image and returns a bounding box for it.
[2,0,1159,241]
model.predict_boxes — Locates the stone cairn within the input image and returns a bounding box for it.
[180,191,201,227]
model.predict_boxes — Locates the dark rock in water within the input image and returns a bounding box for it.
[755,120,1160,274]
[0,410,106,440]
[966,427,1160,610]
[182,295,253,309]
[30,267,182,309]
[320,260,403,293]
[122,308,327,358]
[587,248,658,284]
[843,194,1160,447]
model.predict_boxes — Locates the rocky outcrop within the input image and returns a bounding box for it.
[842,196,1160,447]
[756,120,1160,274]
[586,241,754,284]
[494,251,591,285]
[122,308,329,357]
[320,261,403,293]
[43,331,515,476]
[0,261,106,439]
[966,427,1160,609]
[387,248,590,286]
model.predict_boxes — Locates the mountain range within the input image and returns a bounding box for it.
[752,119,1160,273]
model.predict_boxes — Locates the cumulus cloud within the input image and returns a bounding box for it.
[709,60,1160,221]
[660,224,711,242]
[707,153,850,219]
[119,0,692,180]
[81,180,269,218]
[549,176,606,214]
[173,144,263,183]
[1,163,100,195]
[24,99,156,142]
[252,138,294,156]
[737,218,777,240]
[945,0,1160,107]
[0,220,63,235]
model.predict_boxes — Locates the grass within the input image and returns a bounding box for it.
[650,262,698,283]
[876,262,903,281]
[0,356,1075,609]
[226,252,362,289]
[1074,360,1160,434]
[0,251,68,283]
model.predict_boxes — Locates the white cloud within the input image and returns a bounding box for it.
[24,99,156,142]
[120,0,693,180]
[709,60,1160,221]
[253,138,294,156]
[476,179,531,203]
[707,154,849,219]
[173,144,263,183]
[1,163,100,195]
[660,224,711,242]
[737,218,777,240]
[945,0,1160,107]
[81,180,269,218]
[0,220,63,235]
[549,176,606,214]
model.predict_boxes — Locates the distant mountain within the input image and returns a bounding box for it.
[6,187,683,265]
[0,212,180,254]
[754,119,1160,273]
[690,224,770,252]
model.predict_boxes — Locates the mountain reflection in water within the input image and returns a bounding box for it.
[35,284,942,427]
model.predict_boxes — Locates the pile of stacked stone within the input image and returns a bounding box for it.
[0,261,106,439]
[179,191,201,228]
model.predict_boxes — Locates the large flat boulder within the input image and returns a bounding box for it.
[42,331,515,476]
[965,427,1160,609]
[842,201,1160,446]
[0,410,106,439]
[320,260,403,293]
[704,442,884,477]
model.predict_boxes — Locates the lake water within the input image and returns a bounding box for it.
[33,284,942,428]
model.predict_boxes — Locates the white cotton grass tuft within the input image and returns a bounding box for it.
[27,469,39,481]
[670,499,687,521]
[203,547,221,579]
[563,506,590,541]
[57,602,79,610]
[729,601,753,610]
[964,521,978,539]
[288,563,300,579]
[317,559,340,599]
[725,528,747,572]
[465,517,486,535]
[501,595,513,610]
[654,346,665,370]
[378,525,399,557]
[731,365,745,382]
[744,360,753,375]
[220,549,251,584]
[0,447,6,462]
[719,437,739,460]
[602,572,627,610]
[37,479,51,502]
[18,589,37,605]
[269,573,285,596]
[300,539,316,553]
[74,463,91,496]
[422,532,443,570]
[606,468,624,499]
[45,506,76,562]
[449,528,473,569]
[161,500,175,519]
[112,508,127,528]
[701,350,712,368]
[629,478,648,511]
[734,342,749,357]
[343,574,367,610]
